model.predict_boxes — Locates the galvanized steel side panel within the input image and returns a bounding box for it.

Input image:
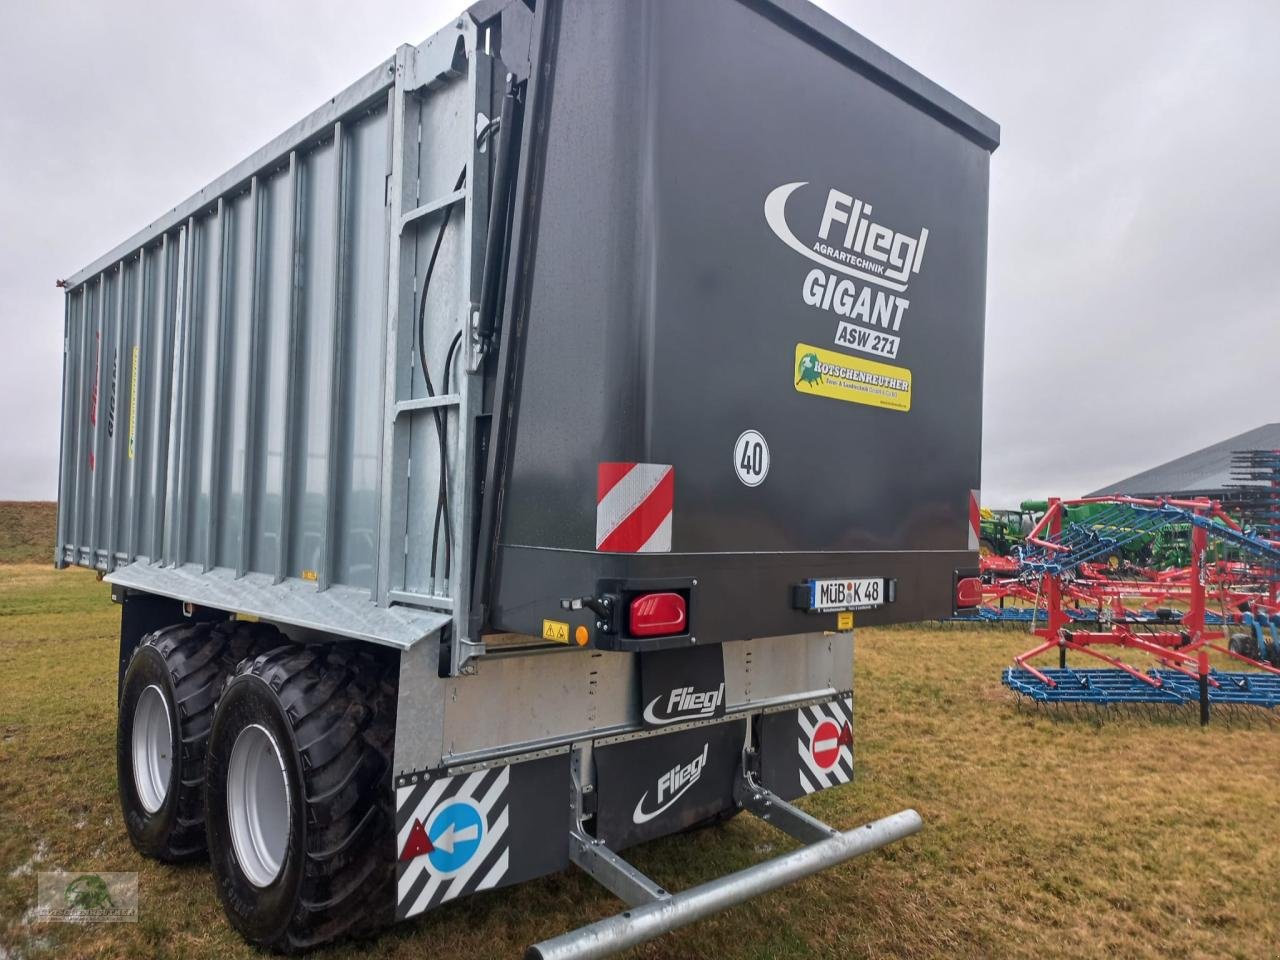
[58,10,491,652]
[56,99,395,596]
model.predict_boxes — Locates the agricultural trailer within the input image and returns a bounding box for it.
[53,1,998,955]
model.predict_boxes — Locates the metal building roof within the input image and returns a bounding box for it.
[1087,423,1280,497]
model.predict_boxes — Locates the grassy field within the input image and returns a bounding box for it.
[1,517,1278,958]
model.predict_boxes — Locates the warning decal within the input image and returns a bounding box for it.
[969,489,981,551]
[794,342,911,412]
[797,698,854,793]
[595,463,674,553]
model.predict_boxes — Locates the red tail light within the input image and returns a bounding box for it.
[629,592,687,637]
[955,577,983,609]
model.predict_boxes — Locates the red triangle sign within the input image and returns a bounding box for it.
[837,722,853,749]
[400,819,434,862]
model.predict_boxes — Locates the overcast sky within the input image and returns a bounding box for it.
[1,0,1276,505]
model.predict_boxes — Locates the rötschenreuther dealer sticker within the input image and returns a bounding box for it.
[794,343,912,412]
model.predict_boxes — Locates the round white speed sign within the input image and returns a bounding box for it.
[734,430,770,487]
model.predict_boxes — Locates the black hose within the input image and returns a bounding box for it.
[418,118,508,586]
[418,168,466,583]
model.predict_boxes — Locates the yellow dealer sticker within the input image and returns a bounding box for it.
[542,619,570,643]
[794,343,911,412]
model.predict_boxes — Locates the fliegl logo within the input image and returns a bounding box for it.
[765,182,930,362]
[632,743,709,824]
[764,182,928,293]
[642,683,725,726]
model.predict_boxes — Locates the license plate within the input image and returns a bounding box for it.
[808,577,885,612]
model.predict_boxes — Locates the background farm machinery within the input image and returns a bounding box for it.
[959,488,1280,721]
[979,501,1194,569]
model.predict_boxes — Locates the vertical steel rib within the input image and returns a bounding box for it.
[149,235,171,560]
[163,224,192,565]
[320,122,349,591]
[174,217,201,567]
[55,291,76,565]
[238,176,265,578]
[106,261,128,571]
[127,246,149,559]
[276,151,304,584]
[451,25,485,670]
[374,74,406,604]
[86,274,106,567]
[151,234,173,561]
[205,197,230,571]
[71,289,90,562]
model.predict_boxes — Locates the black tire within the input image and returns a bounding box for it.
[117,619,270,861]
[1228,632,1257,660]
[205,643,397,952]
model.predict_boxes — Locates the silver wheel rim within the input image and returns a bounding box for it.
[227,724,291,888]
[131,684,173,814]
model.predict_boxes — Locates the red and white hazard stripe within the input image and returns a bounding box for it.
[968,489,981,551]
[596,463,674,553]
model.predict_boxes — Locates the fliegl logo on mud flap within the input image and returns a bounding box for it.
[795,344,912,413]
[643,683,725,726]
[764,181,929,365]
[632,743,709,824]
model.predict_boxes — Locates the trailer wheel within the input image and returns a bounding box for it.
[205,644,397,952]
[117,620,267,861]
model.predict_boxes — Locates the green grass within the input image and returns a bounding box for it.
[0,503,57,566]
[1,559,1278,958]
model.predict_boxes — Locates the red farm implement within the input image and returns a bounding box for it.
[983,496,1280,723]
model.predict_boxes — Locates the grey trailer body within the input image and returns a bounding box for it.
[54,0,997,955]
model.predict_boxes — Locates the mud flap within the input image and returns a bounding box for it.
[758,695,854,800]
[395,754,571,920]
[594,720,746,849]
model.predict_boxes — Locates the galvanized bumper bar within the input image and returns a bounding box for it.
[527,790,922,960]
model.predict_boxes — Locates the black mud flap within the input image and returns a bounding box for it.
[758,695,854,801]
[394,754,571,920]
[638,645,727,728]
[594,720,747,850]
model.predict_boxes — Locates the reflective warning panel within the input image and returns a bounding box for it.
[758,695,854,801]
[394,754,569,921]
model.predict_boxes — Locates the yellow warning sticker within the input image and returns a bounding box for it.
[542,619,570,644]
[837,611,854,631]
[794,343,911,412]
[300,569,318,582]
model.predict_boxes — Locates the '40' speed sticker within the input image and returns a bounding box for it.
[734,430,769,487]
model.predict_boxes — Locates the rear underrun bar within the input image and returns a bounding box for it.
[526,768,921,960]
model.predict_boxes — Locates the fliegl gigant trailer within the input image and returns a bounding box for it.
[54,1,998,955]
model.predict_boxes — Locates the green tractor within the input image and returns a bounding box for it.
[1018,500,1196,570]
[978,507,1036,558]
